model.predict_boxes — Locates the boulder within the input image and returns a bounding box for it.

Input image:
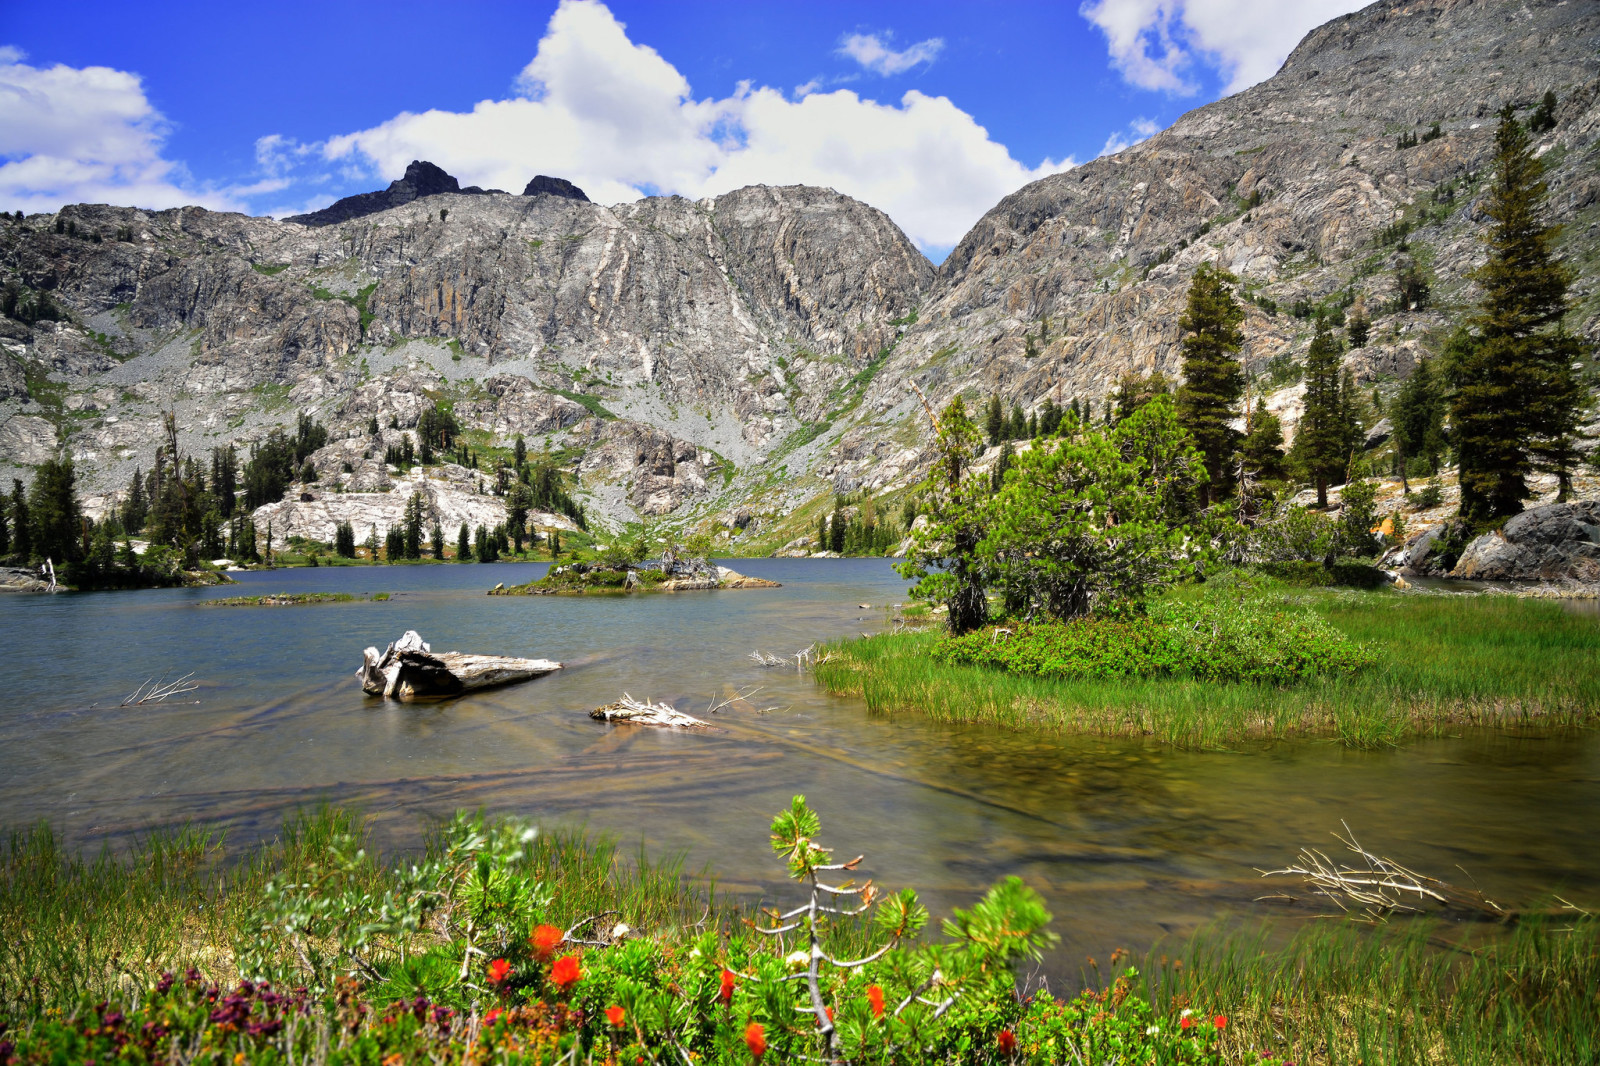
[1450,501,1600,583]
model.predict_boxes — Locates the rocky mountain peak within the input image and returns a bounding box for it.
[398,159,461,197]
[521,175,589,201]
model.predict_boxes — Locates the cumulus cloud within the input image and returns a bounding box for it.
[319,0,1066,252]
[0,46,239,212]
[1100,116,1161,156]
[837,32,944,76]
[1079,0,1367,96]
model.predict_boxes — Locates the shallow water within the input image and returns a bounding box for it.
[2,558,1596,971]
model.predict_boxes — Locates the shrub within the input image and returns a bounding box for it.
[934,599,1376,685]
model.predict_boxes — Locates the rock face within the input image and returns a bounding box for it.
[1,0,1596,543]
[522,175,588,201]
[1451,501,1600,583]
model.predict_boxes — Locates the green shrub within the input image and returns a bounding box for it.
[934,599,1377,685]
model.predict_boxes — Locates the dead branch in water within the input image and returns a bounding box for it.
[749,645,832,671]
[591,694,713,730]
[122,673,200,706]
[1259,821,1511,922]
[704,686,783,716]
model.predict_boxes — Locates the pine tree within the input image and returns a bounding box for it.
[457,522,471,562]
[1346,296,1370,348]
[121,466,147,532]
[985,395,1004,447]
[1008,404,1027,441]
[1289,319,1352,508]
[1391,356,1447,489]
[10,479,30,560]
[1528,90,1558,134]
[1239,400,1286,484]
[0,498,9,557]
[1445,106,1584,522]
[1174,263,1246,505]
[26,457,84,564]
[431,523,445,559]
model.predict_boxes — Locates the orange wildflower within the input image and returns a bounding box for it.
[606,1005,626,1028]
[530,924,564,959]
[867,984,885,1018]
[719,969,736,1005]
[997,1029,1017,1055]
[744,1021,766,1059]
[550,954,581,991]
[486,958,512,985]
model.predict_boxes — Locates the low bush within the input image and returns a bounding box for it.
[934,599,1377,685]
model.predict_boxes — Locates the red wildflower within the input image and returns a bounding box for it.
[484,1008,503,1026]
[486,958,512,985]
[606,1005,626,1028]
[550,954,581,991]
[825,1007,834,1024]
[1214,1014,1227,1030]
[997,1029,1017,1055]
[867,984,885,1018]
[744,1021,766,1059]
[719,969,736,1005]
[1181,1015,1195,1030]
[530,924,564,959]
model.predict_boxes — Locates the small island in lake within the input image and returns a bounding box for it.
[489,552,779,595]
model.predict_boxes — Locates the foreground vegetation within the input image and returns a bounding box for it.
[816,575,1600,748]
[2,803,1593,1065]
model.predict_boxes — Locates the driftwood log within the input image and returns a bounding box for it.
[359,630,562,700]
[590,694,713,730]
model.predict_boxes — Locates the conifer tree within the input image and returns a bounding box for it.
[457,522,470,562]
[1239,400,1286,484]
[1391,356,1447,489]
[431,523,445,559]
[897,395,989,634]
[1528,90,1558,134]
[1289,319,1354,508]
[985,395,1004,446]
[1346,296,1370,348]
[10,479,30,560]
[1445,106,1584,521]
[27,457,83,564]
[1008,404,1026,441]
[0,498,9,557]
[121,466,147,532]
[1175,263,1246,504]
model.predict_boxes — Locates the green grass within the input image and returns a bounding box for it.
[553,388,616,420]
[814,582,1600,749]
[250,262,290,276]
[1146,917,1600,1066]
[0,808,714,1016]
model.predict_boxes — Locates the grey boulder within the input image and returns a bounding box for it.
[1450,501,1600,583]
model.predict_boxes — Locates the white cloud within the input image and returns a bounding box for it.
[319,0,1066,251]
[1100,116,1161,156]
[1079,0,1367,96]
[0,47,239,212]
[837,33,944,76]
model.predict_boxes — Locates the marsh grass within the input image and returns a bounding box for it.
[815,587,1600,748]
[1141,916,1600,1065]
[0,808,720,1017]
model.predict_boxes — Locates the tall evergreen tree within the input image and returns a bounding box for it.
[1445,105,1584,522]
[1238,400,1286,485]
[121,466,147,532]
[1289,319,1355,508]
[1174,263,1246,505]
[1391,356,1448,489]
[1008,404,1027,441]
[10,479,30,560]
[0,496,9,557]
[27,457,84,564]
[985,395,1004,447]
[457,522,471,562]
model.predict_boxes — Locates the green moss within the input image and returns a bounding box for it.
[553,389,616,420]
[251,263,290,276]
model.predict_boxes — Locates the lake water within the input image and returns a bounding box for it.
[2,559,1596,972]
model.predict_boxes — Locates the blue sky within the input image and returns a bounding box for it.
[0,0,1365,260]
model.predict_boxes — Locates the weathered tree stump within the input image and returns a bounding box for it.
[359,630,562,699]
[590,694,713,730]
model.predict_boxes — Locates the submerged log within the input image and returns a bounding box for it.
[359,630,562,699]
[590,694,713,730]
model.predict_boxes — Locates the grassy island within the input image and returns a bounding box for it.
[816,574,1600,749]
[490,561,778,596]
[200,591,391,606]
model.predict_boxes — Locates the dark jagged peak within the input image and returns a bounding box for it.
[286,160,497,227]
[522,175,589,201]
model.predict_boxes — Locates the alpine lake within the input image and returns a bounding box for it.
[2,558,1596,980]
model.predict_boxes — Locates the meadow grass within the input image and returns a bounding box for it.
[1143,915,1600,1065]
[813,585,1600,748]
[0,808,717,1017]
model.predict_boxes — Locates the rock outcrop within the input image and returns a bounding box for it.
[522,175,588,201]
[1450,501,1600,583]
[287,160,505,227]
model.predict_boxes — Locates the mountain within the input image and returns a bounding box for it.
[822,0,1600,500]
[1,0,1596,550]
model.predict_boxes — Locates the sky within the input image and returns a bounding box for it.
[0,0,1368,261]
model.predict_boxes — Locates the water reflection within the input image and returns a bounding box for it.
[1,558,1595,971]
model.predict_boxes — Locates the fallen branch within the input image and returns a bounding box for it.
[1260,821,1509,921]
[590,694,713,730]
[122,673,200,706]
